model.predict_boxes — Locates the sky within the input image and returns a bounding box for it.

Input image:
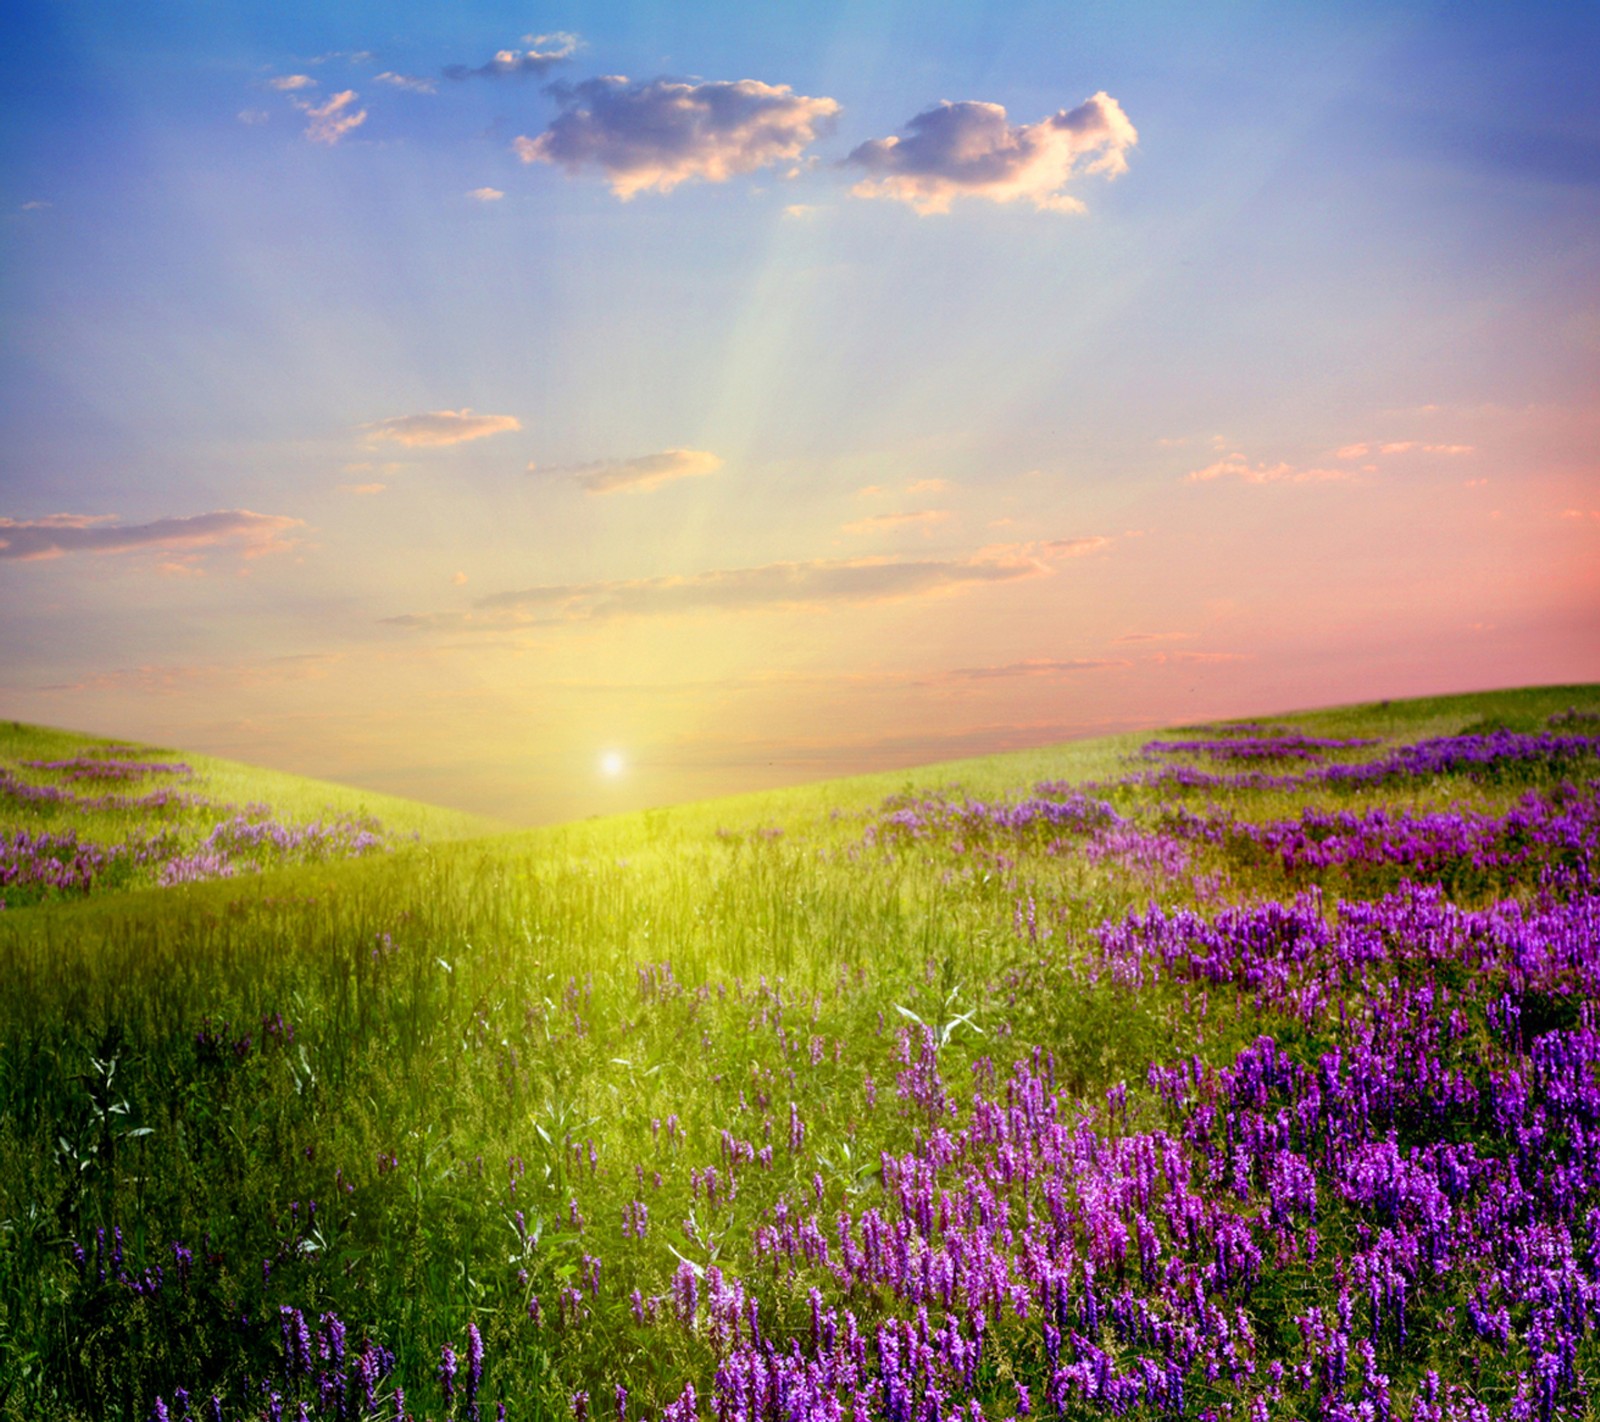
[2,0,1597,823]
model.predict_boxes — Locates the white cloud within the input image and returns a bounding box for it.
[846,92,1136,214]
[513,76,840,198]
[362,409,522,447]
[534,448,722,494]
[444,34,579,81]
[375,71,438,94]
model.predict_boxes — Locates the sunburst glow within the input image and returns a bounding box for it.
[0,5,1592,825]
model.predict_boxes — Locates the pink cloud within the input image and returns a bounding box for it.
[295,90,366,145]
[0,509,302,562]
[1185,451,1350,485]
[937,657,1128,681]
[1377,441,1475,455]
[533,447,722,493]
[363,409,522,447]
[842,509,951,535]
[389,536,1109,628]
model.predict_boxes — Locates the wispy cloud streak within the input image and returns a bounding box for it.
[0,510,302,562]
[842,510,951,535]
[362,409,522,447]
[534,448,722,493]
[388,538,1108,629]
[937,657,1128,681]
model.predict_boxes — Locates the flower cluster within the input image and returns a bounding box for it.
[638,882,1600,1422]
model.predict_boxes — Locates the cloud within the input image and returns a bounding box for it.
[444,33,579,81]
[0,510,302,562]
[294,90,367,145]
[533,447,723,494]
[842,509,951,535]
[389,538,1102,629]
[938,657,1128,681]
[467,186,504,201]
[845,92,1136,214]
[375,71,438,94]
[1185,451,1350,485]
[1033,535,1113,557]
[1378,441,1475,455]
[268,74,316,92]
[513,76,840,198]
[42,654,338,695]
[362,409,522,447]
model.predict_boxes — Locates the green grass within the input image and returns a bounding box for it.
[0,682,1596,1420]
[0,718,507,847]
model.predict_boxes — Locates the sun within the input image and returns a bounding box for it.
[599,750,625,778]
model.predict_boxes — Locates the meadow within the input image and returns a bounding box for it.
[1,684,1598,1422]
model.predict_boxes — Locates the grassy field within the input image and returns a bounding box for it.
[1,684,1598,1421]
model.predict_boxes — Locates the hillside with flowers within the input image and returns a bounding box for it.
[2,685,1599,1421]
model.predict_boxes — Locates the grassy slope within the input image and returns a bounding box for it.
[0,719,510,845]
[512,680,1600,857]
[0,681,1596,1420]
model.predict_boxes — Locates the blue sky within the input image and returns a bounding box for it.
[3,1,1596,820]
